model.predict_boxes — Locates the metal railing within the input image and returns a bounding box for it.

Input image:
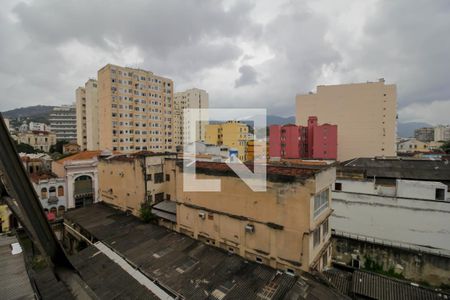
[332,229,450,258]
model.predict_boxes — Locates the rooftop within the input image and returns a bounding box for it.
[29,171,59,184]
[0,235,35,300]
[339,157,450,182]
[65,203,346,300]
[177,160,334,183]
[324,267,449,300]
[54,150,103,164]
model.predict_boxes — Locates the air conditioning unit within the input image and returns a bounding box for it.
[198,212,206,219]
[245,224,255,233]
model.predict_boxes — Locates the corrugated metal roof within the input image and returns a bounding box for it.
[0,235,35,300]
[65,203,346,300]
[339,157,450,181]
[324,268,449,300]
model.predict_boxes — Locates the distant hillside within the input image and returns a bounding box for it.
[2,105,55,124]
[267,115,295,125]
[397,122,432,138]
[210,115,295,127]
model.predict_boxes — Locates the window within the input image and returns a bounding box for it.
[334,182,342,191]
[322,219,329,240]
[322,252,328,267]
[49,186,56,197]
[314,188,329,218]
[155,192,164,203]
[313,227,321,248]
[436,188,445,201]
[165,174,170,181]
[41,188,48,199]
[58,186,64,197]
[154,172,164,183]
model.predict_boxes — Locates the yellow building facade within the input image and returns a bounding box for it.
[205,121,249,161]
[97,64,174,153]
[95,153,335,274]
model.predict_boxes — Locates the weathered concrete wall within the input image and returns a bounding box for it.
[332,235,450,287]
[332,191,450,251]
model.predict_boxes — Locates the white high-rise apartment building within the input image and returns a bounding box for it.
[173,88,209,148]
[29,122,49,132]
[49,105,77,142]
[76,79,99,150]
[98,64,174,153]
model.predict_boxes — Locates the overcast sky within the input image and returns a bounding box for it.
[1,0,449,125]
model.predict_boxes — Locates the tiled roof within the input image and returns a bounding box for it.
[54,151,103,164]
[29,171,58,183]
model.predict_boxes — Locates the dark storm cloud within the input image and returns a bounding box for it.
[0,0,450,124]
[235,65,258,88]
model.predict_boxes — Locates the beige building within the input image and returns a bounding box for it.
[17,131,57,152]
[96,151,335,273]
[98,64,174,153]
[434,125,450,142]
[173,88,209,148]
[205,121,250,161]
[397,138,429,153]
[97,152,177,216]
[168,159,335,273]
[76,79,99,150]
[296,79,397,161]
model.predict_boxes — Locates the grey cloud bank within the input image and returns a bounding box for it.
[0,0,449,125]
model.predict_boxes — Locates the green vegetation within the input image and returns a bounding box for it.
[140,204,158,223]
[441,140,450,154]
[15,141,45,154]
[49,140,69,154]
[363,256,405,280]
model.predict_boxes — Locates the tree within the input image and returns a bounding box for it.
[140,204,158,224]
[14,141,42,154]
[441,141,450,154]
[50,140,69,154]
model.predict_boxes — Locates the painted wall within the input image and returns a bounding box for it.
[296,80,397,161]
[268,117,337,160]
[332,236,450,287]
[331,191,450,251]
[98,158,145,216]
[168,159,336,273]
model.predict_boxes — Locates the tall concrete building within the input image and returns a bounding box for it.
[49,105,77,142]
[296,79,397,161]
[76,79,99,150]
[97,64,174,152]
[414,127,434,142]
[434,125,450,142]
[173,88,209,148]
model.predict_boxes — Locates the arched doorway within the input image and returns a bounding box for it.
[74,175,94,208]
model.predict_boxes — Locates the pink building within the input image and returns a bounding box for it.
[269,116,337,160]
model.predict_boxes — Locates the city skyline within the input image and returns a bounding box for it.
[0,0,449,125]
